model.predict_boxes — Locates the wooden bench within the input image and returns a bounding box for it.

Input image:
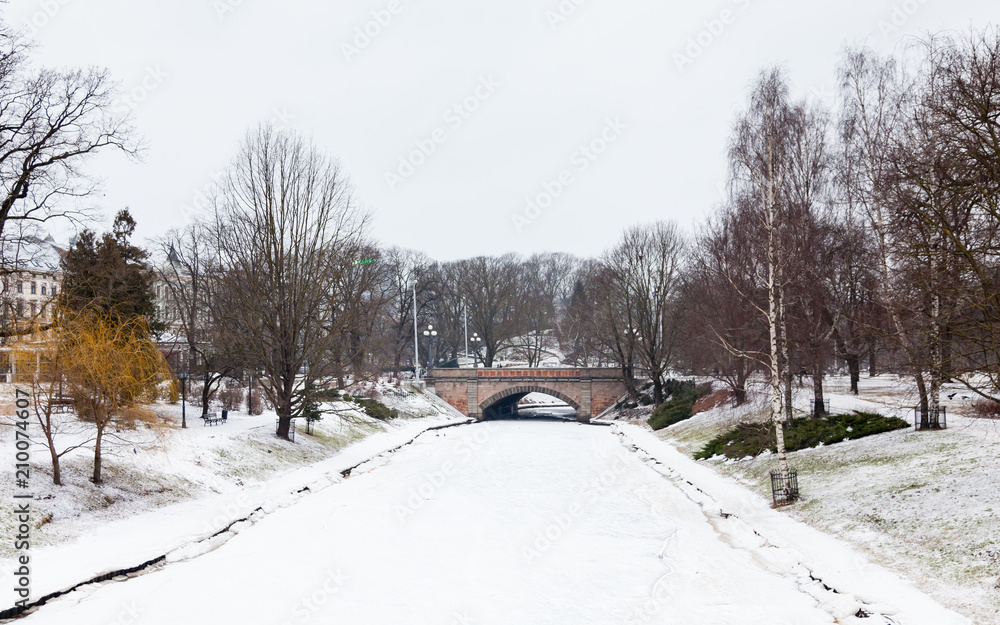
[201,411,228,426]
[51,396,74,414]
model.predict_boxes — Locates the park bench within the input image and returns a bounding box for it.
[50,396,74,413]
[201,410,228,426]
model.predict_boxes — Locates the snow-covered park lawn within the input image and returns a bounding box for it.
[653,375,1000,624]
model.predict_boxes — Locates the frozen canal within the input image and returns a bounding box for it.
[22,421,846,624]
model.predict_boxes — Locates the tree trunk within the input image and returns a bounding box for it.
[868,350,877,377]
[621,364,640,400]
[812,369,826,417]
[276,416,292,440]
[915,370,929,428]
[47,435,61,486]
[39,395,63,485]
[765,186,791,494]
[778,283,793,426]
[733,386,747,406]
[201,375,211,417]
[92,429,103,484]
[846,354,860,395]
[275,382,295,441]
[783,368,793,425]
[652,372,664,405]
[929,234,942,427]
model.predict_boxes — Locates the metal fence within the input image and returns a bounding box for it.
[770,468,799,507]
[914,406,947,431]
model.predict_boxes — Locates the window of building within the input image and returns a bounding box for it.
[30,302,36,317]
[52,285,57,297]
[30,282,36,295]
[41,284,47,296]
[17,282,22,293]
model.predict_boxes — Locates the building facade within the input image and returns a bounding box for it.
[0,235,66,382]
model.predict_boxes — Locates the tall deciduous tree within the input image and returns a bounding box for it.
[729,67,796,489]
[156,223,238,422]
[212,125,367,440]
[461,254,523,367]
[600,222,686,404]
[0,24,135,245]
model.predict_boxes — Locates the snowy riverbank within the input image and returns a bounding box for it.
[642,374,1000,624]
[10,420,968,625]
[0,384,468,612]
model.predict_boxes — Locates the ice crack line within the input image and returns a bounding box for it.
[611,427,898,624]
[0,419,473,621]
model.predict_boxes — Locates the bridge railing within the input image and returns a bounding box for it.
[426,368,631,380]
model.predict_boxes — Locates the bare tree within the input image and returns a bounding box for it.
[155,222,238,424]
[461,254,523,367]
[600,222,686,404]
[511,253,576,366]
[559,260,606,367]
[382,247,434,373]
[783,101,838,416]
[876,30,1000,414]
[589,262,643,397]
[212,125,368,440]
[327,241,393,385]
[838,46,940,418]
[0,26,135,245]
[688,210,768,405]
[922,30,1000,403]
[729,67,796,489]
[13,338,94,485]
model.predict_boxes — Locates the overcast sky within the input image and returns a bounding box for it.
[4,0,998,260]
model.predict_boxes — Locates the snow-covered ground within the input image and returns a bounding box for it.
[0,383,469,613]
[653,375,1000,624]
[8,419,968,624]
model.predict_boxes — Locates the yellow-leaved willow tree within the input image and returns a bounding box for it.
[60,310,167,484]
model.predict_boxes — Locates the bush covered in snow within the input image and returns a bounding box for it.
[337,394,399,421]
[694,411,909,459]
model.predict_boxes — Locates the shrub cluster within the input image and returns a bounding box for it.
[354,396,398,420]
[312,388,399,420]
[971,400,1000,420]
[694,411,910,460]
[217,383,245,411]
[647,379,713,431]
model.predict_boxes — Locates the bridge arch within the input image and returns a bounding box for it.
[478,385,581,419]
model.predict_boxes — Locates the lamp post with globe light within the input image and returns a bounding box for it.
[422,325,438,371]
[470,333,483,368]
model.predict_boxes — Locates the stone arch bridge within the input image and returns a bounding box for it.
[427,368,628,422]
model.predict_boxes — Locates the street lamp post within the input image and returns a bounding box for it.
[470,333,482,368]
[422,325,438,372]
[413,280,421,381]
[177,369,189,428]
